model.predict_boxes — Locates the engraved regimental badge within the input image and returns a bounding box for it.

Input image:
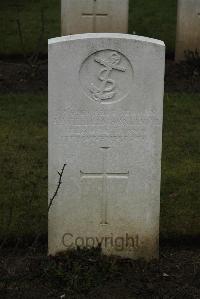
[80,50,133,104]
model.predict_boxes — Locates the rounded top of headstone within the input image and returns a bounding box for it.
[48,33,165,47]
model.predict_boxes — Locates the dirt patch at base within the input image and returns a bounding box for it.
[165,60,200,93]
[0,245,200,298]
[0,59,200,94]
[0,59,47,94]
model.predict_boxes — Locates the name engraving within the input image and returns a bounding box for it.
[53,110,161,126]
[52,110,161,141]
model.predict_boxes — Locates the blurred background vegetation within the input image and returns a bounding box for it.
[0,0,177,56]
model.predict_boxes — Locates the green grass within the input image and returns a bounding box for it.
[0,0,177,56]
[0,93,199,240]
[0,94,47,239]
[161,93,200,238]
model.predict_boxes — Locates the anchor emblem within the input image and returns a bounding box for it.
[90,51,127,102]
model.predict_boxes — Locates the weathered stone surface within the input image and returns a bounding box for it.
[48,33,165,260]
[176,0,200,61]
[61,0,129,35]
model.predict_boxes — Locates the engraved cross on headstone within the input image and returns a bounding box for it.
[80,147,129,225]
[82,0,108,32]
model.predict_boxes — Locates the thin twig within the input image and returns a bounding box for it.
[48,164,67,212]
[24,163,67,255]
[16,19,31,68]
[16,8,46,76]
[32,8,45,67]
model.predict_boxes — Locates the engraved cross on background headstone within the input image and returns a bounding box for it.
[82,0,108,32]
[80,147,129,225]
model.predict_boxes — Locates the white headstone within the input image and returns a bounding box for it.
[176,0,200,61]
[48,33,165,260]
[61,0,129,35]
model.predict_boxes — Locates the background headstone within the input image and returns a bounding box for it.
[176,0,200,61]
[48,33,165,260]
[61,0,129,35]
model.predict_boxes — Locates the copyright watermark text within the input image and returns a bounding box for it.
[62,233,139,251]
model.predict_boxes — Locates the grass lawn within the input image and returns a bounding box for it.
[0,92,199,241]
[0,94,47,239]
[0,0,177,56]
[161,94,200,238]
